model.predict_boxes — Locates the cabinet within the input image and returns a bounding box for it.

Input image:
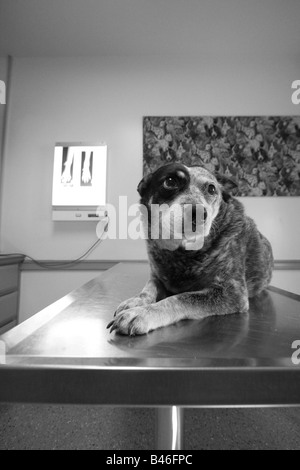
[0,255,24,334]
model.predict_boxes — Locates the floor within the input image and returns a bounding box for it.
[0,405,300,450]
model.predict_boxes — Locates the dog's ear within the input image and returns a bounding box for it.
[137,173,153,202]
[215,173,238,201]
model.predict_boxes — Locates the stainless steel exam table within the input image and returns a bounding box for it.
[0,262,300,449]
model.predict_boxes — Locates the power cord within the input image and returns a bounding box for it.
[0,217,109,269]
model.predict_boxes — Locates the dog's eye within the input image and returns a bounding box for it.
[163,177,178,190]
[207,184,216,195]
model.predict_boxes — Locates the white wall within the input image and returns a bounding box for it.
[271,271,300,295]
[1,54,300,319]
[1,55,300,261]
[0,57,8,145]
[0,57,8,227]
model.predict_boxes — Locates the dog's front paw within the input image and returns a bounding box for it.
[114,296,149,317]
[107,306,153,336]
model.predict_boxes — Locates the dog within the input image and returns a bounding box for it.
[107,163,274,336]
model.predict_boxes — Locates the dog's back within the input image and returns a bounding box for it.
[244,215,274,297]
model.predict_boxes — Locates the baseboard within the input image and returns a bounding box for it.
[273,260,300,270]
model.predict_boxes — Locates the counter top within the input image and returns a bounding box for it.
[0,262,300,406]
[0,254,25,266]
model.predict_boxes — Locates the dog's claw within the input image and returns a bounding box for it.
[106,320,114,329]
[110,324,117,333]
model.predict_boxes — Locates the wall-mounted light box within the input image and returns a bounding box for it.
[52,142,107,221]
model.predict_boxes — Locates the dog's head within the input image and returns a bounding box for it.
[137,163,237,250]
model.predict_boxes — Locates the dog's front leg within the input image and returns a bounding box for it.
[113,277,161,318]
[108,282,249,336]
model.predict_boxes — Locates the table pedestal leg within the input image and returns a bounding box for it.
[155,406,184,450]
